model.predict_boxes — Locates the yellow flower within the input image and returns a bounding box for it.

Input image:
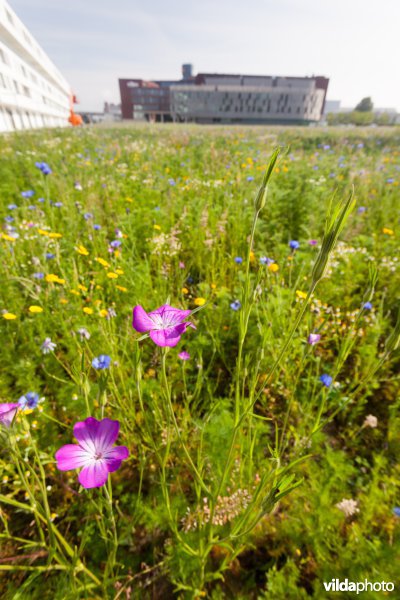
[95,257,110,268]
[116,285,127,292]
[1,233,16,242]
[99,309,108,318]
[60,298,68,305]
[76,245,89,256]
[181,287,189,294]
[296,290,307,300]
[249,251,256,263]
[83,307,93,315]
[210,283,217,289]
[29,305,43,313]
[38,229,50,236]
[154,225,161,230]
[115,269,124,275]
[268,263,279,273]
[49,232,62,239]
[78,284,88,292]
[46,274,65,284]
[125,197,133,203]
[3,312,17,320]
[194,297,206,306]
[382,228,394,235]
[107,272,118,279]
[70,289,80,296]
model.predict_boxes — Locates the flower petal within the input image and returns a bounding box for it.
[55,444,90,470]
[104,445,129,472]
[78,461,108,488]
[149,304,191,327]
[149,323,187,347]
[132,305,154,333]
[73,417,100,453]
[94,418,120,452]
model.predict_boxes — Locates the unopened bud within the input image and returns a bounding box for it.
[254,148,280,212]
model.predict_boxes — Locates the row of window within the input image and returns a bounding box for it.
[0,106,66,132]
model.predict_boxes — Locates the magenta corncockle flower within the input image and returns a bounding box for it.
[178,351,191,360]
[132,304,196,347]
[55,417,129,489]
[308,333,321,345]
[0,403,19,428]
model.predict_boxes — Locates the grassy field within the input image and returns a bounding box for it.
[0,124,399,599]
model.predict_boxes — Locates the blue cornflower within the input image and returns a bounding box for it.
[37,198,45,203]
[247,176,254,182]
[358,206,367,214]
[110,240,122,249]
[387,178,394,184]
[234,257,243,264]
[7,204,17,210]
[5,216,14,222]
[289,240,300,250]
[46,253,55,260]
[168,178,176,186]
[35,162,52,175]
[393,507,400,517]
[53,202,63,208]
[33,272,44,279]
[18,392,40,409]
[363,302,372,310]
[230,300,241,311]
[92,354,111,370]
[320,374,333,388]
[323,144,330,150]
[84,212,93,220]
[28,205,36,210]
[93,224,101,230]
[21,190,35,198]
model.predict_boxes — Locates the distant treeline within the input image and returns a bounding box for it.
[326,111,398,126]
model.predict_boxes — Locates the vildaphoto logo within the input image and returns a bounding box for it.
[323,579,395,594]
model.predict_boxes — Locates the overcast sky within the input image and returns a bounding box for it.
[9,0,400,112]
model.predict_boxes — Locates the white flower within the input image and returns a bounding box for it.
[363,414,378,428]
[336,498,359,517]
[77,327,90,340]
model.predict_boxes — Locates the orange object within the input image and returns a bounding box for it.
[68,93,83,126]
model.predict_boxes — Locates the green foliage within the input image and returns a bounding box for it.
[0,124,399,598]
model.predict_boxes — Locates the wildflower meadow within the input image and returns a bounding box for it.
[0,124,399,599]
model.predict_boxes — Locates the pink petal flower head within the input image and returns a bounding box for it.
[308,333,321,345]
[0,403,19,428]
[55,417,129,489]
[178,351,191,361]
[132,304,196,348]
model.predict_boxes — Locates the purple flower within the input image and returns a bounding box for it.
[8,204,18,210]
[234,257,243,264]
[18,392,40,409]
[5,216,14,223]
[55,417,129,489]
[308,333,321,345]
[46,253,55,260]
[92,355,111,369]
[308,240,318,246]
[33,272,44,279]
[230,300,241,311]
[320,374,333,388]
[363,302,372,310]
[53,202,63,208]
[387,178,394,184]
[168,178,176,186]
[289,240,300,250]
[178,351,191,361]
[84,212,93,220]
[358,206,367,214]
[247,176,254,182]
[35,162,52,175]
[132,304,195,348]
[93,224,101,230]
[393,507,400,517]
[21,190,35,198]
[0,403,19,428]
[260,257,274,265]
[110,240,122,249]
[41,337,56,354]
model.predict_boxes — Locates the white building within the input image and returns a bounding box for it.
[0,0,71,132]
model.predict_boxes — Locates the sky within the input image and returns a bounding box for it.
[8,0,400,112]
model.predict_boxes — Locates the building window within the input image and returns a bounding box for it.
[0,48,9,64]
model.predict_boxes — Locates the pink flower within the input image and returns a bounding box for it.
[308,333,321,345]
[178,351,191,360]
[55,417,129,489]
[132,304,195,347]
[0,403,19,428]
